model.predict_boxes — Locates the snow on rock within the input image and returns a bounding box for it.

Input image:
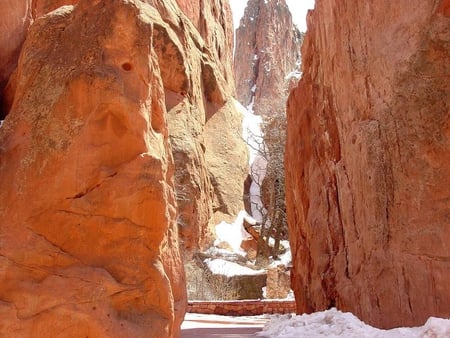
[258,308,450,338]
[205,258,265,277]
[268,240,292,268]
[214,210,255,254]
[236,98,268,223]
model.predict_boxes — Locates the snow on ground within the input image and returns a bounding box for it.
[204,258,265,277]
[181,313,268,330]
[257,308,450,338]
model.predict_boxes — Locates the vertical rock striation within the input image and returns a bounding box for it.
[234,0,302,117]
[286,0,450,329]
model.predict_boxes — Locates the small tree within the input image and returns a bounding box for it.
[244,110,288,266]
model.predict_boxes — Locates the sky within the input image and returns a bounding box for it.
[229,0,315,32]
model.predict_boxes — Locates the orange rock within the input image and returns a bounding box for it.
[0,0,32,118]
[147,0,247,253]
[0,0,77,118]
[1,0,248,256]
[0,1,185,336]
[285,0,450,329]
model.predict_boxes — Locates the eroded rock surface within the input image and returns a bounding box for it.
[0,0,78,118]
[0,1,186,336]
[1,0,247,255]
[286,0,450,328]
[135,0,248,252]
[234,0,302,117]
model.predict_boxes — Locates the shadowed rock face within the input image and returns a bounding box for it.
[0,1,185,336]
[286,0,450,329]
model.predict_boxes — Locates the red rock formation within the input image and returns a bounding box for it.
[286,0,450,329]
[0,0,77,118]
[0,0,247,334]
[0,1,31,118]
[234,0,302,116]
[234,0,301,259]
[0,1,187,336]
[1,0,247,253]
[146,0,248,252]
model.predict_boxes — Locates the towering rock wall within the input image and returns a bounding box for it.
[0,2,183,336]
[286,0,450,329]
[0,0,247,336]
[1,0,247,252]
[146,0,247,250]
[234,0,301,116]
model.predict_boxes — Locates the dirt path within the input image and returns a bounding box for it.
[181,313,269,337]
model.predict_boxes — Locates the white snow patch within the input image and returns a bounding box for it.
[285,70,302,81]
[214,210,255,254]
[268,240,292,268]
[235,98,268,224]
[205,258,265,277]
[258,308,450,338]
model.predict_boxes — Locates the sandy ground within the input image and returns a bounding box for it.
[180,313,269,337]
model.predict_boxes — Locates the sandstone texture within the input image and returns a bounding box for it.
[286,0,450,329]
[139,0,248,253]
[0,0,190,336]
[234,0,302,117]
[0,0,77,118]
[1,0,247,255]
[0,0,248,334]
[0,0,32,118]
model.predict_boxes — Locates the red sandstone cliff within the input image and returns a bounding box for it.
[234,0,302,117]
[0,0,246,336]
[286,0,450,329]
[1,0,247,252]
[149,0,247,252]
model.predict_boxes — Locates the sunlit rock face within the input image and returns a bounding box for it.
[0,0,78,118]
[0,0,248,335]
[234,0,302,117]
[0,1,186,336]
[285,0,450,329]
[147,0,248,252]
[1,0,248,256]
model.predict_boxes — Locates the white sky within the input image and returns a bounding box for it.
[229,0,315,32]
